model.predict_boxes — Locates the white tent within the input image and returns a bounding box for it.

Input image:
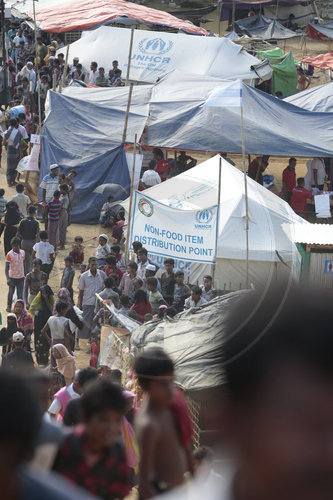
[126,156,306,290]
[61,26,272,84]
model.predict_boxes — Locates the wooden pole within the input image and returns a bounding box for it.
[212,155,222,284]
[125,133,137,261]
[241,105,249,288]
[122,83,133,144]
[125,28,134,86]
[232,0,236,32]
[32,0,42,133]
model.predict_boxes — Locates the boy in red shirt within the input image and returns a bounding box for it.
[290,177,313,219]
[153,148,172,181]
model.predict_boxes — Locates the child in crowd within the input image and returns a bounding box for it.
[104,254,124,283]
[200,275,216,302]
[70,235,84,265]
[119,262,138,297]
[96,233,110,267]
[131,278,144,303]
[173,271,191,312]
[89,332,100,369]
[46,190,61,251]
[135,348,194,499]
[119,295,131,314]
[130,289,152,323]
[32,230,55,277]
[146,277,165,315]
[111,244,126,272]
[53,379,131,499]
[61,256,75,302]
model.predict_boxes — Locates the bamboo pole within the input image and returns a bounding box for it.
[241,105,249,288]
[212,155,222,283]
[125,134,137,261]
[125,28,134,86]
[122,83,133,144]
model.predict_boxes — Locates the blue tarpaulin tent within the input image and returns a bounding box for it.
[41,86,152,223]
[284,82,333,112]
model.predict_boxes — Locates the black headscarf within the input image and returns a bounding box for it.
[4,201,21,226]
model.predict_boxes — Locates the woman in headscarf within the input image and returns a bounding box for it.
[2,201,21,255]
[0,313,19,358]
[13,299,33,350]
[29,285,54,366]
[53,288,83,352]
[51,344,76,386]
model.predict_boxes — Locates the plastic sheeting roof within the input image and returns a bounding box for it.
[301,52,333,70]
[146,71,333,156]
[236,13,299,39]
[127,155,305,263]
[131,291,251,391]
[307,21,333,40]
[284,82,333,112]
[21,0,208,34]
[62,26,272,84]
[286,222,333,245]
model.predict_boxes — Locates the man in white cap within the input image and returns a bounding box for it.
[26,61,36,92]
[144,263,162,293]
[3,332,34,369]
[40,164,59,204]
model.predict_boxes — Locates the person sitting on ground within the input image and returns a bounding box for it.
[53,379,131,499]
[200,275,216,302]
[32,230,55,277]
[173,270,191,312]
[153,148,172,181]
[131,289,152,323]
[135,348,194,499]
[184,286,207,310]
[99,195,122,227]
[3,331,34,370]
[69,235,84,265]
[95,67,109,87]
[141,160,161,189]
[146,277,165,315]
[96,233,110,267]
[11,182,30,217]
[290,177,313,219]
[176,151,197,173]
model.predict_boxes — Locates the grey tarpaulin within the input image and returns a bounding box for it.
[131,291,250,391]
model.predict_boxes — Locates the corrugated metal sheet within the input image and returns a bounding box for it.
[309,253,333,287]
[286,222,333,246]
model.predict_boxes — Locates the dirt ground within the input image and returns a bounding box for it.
[0,31,330,365]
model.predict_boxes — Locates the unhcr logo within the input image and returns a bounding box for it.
[195,209,214,230]
[138,38,173,55]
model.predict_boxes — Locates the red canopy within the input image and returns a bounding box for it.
[28,0,208,35]
[302,53,333,70]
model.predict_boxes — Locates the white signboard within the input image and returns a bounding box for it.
[130,191,219,264]
[30,134,40,144]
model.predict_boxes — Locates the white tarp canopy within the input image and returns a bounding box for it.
[61,26,272,83]
[125,156,306,289]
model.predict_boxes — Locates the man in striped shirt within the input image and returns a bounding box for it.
[47,190,61,251]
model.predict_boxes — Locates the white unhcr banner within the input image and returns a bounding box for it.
[130,191,219,264]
